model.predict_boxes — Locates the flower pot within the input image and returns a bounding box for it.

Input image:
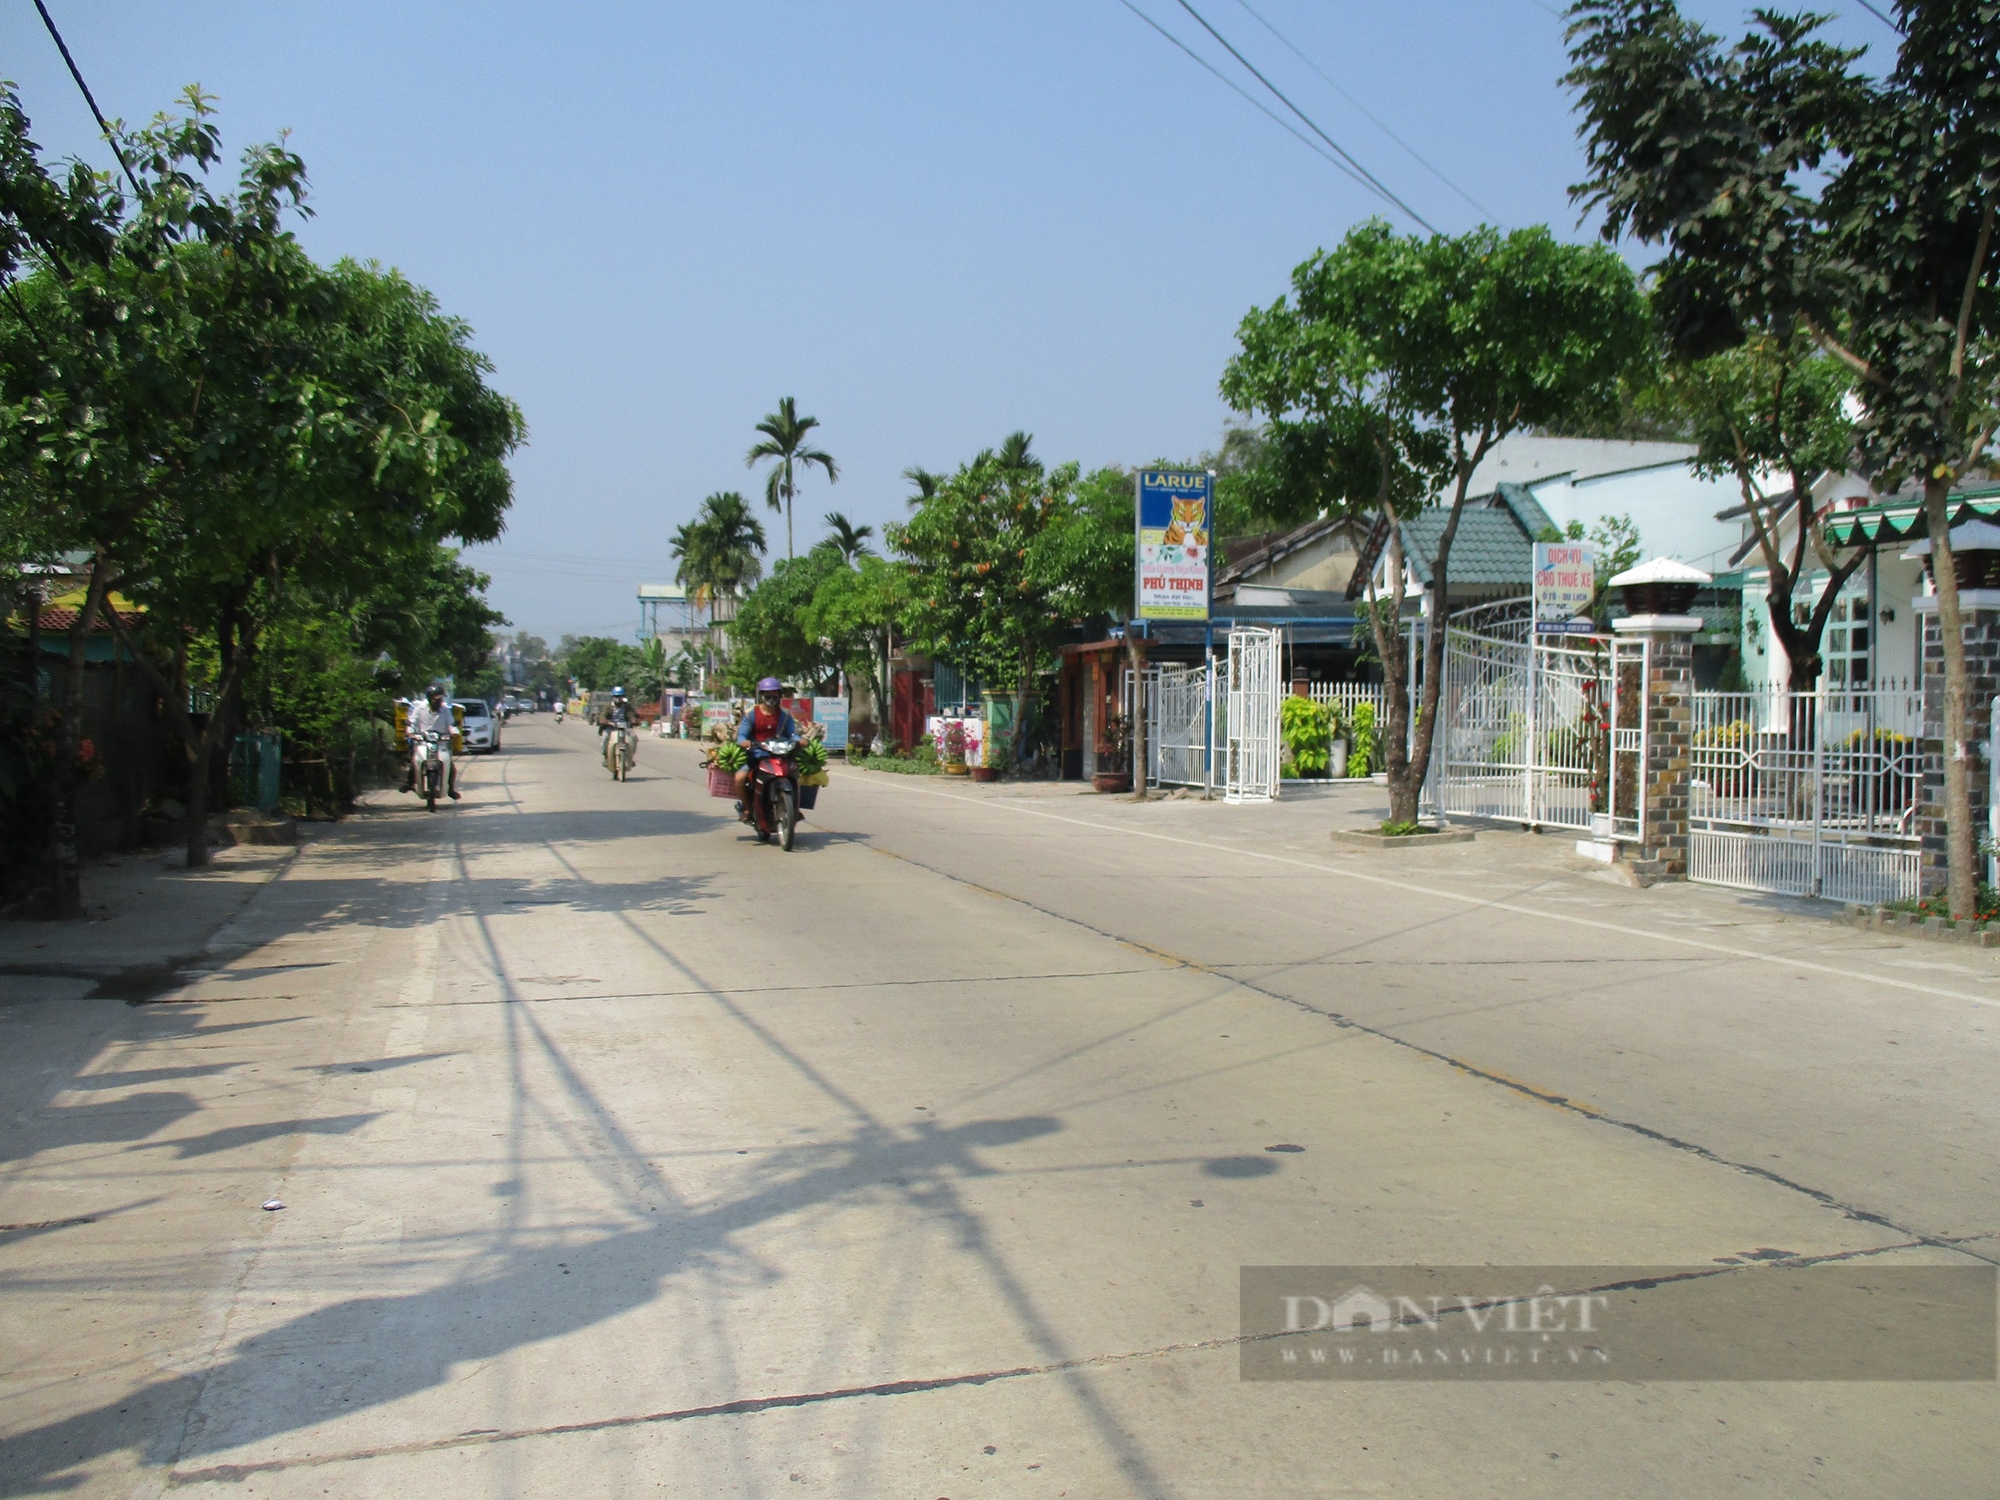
[943,761,970,776]
[1092,771,1132,793]
[970,766,999,783]
[1329,739,1349,779]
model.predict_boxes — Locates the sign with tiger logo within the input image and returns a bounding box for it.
[1136,468,1213,621]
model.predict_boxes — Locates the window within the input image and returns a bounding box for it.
[1823,594,1870,689]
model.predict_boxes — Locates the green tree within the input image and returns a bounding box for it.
[891,449,1099,750]
[746,396,838,559]
[1566,0,2000,916]
[0,87,317,898]
[801,553,909,741]
[902,465,944,507]
[726,550,845,690]
[1661,335,1858,688]
[1222,219,1649,827]
[561,637,646,693]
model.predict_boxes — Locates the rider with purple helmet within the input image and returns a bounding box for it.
[733,678,799,820]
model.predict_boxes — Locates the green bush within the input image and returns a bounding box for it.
[1347,701,1376,776]
[1280,694,1333,777]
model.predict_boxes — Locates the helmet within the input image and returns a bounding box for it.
[611,686,626,698]
[756,677,782,693]
[425,682,445,700]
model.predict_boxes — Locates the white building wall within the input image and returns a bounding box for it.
[1528,462,1743,574]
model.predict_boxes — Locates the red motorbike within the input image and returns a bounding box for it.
[747,737,800,850]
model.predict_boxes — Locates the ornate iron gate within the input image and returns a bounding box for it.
[1438,603,1647,838]
[1146,661,1211,789]
[1224,626,1281,803]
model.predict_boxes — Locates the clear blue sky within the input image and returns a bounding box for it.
[2,1,1895,642]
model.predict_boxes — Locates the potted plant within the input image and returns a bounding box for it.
[1094,712,1132,793]
[941,719,970,775]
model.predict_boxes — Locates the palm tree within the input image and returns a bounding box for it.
[997,430,1040,473]
[672,491,766,621]
[746,396,838,559]
[820,511,874,565]
[902,465,944,508]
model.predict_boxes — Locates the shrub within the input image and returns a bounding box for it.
[1280,694,1333,777]
[1347,701,1376,775]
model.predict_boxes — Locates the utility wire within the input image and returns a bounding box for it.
[1231,0,1492,220]
[1169,0,1437,232]
[30,0,140,194]
[1851,0,1903,33]
[1110,0,1387,203]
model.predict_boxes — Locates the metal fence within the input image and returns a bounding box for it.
[1126,662,1214,790]
[1688,680,1923,905]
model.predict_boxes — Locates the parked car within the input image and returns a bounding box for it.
[457,698,501,754]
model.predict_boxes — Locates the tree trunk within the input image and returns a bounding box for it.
[48,561,116,919]
[183,739,213,867]
[1924,478,1977,919]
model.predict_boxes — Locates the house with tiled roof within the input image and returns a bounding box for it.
[1347,482,1561,608]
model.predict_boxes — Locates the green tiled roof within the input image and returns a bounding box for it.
[1400,508,1535,586]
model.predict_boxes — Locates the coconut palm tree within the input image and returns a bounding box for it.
[820,511,874,565]
[746,397,838,559]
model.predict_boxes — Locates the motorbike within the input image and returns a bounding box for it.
[746,738,800,850]
[416,729,451,812]
[604,723,634,782]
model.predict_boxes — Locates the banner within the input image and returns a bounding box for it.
[1533,542,1597,634]
[1136,469,1213,621]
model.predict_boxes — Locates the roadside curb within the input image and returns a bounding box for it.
[1843,903,2000,947]
[1331,828,1476,850]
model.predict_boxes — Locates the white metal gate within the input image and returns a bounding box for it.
[1224,626,1281,803]
[1147,661,1211,789]
[1689,681,1923,904]
[1438,603,1647,838]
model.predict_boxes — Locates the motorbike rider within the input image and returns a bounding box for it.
[401,683,460,800]
[733,678,799,823]
[599,686,636,765]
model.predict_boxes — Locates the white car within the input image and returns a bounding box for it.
[457,699,501,754]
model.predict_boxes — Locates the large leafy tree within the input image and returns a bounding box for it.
[891,449,1105,747]
[103,253,522,865]
[746,396,838,559]
[1566,0,2000,916]
[1223,220,1649,827]
[726,549,846,691]
[0,87,311,904]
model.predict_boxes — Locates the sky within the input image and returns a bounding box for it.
[1,1,1899,643]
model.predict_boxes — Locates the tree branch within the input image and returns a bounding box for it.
[1801,314,1881,385]
[1950,198,1995,386]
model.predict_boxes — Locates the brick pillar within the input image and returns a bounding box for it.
[1915,592,2000,896]
[1614,615,1700,877]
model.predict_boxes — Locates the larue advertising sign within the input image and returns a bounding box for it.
[1135,468,1213,621]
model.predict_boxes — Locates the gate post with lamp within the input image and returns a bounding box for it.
[1610,559,1709,879]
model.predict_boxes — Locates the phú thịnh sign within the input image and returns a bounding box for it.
[1136,468,1213,621]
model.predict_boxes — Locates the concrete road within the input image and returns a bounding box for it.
[2,718,1995,1498]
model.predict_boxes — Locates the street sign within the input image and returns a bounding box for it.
[1135,469,1213,621]
[1533,541,1597,634]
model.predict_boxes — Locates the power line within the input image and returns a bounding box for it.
[1851,0,1903,34]
[1109,0,1389,204]
[1168,0,1437,232]
[29,0,140,194]
[1230,0,1493,219]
